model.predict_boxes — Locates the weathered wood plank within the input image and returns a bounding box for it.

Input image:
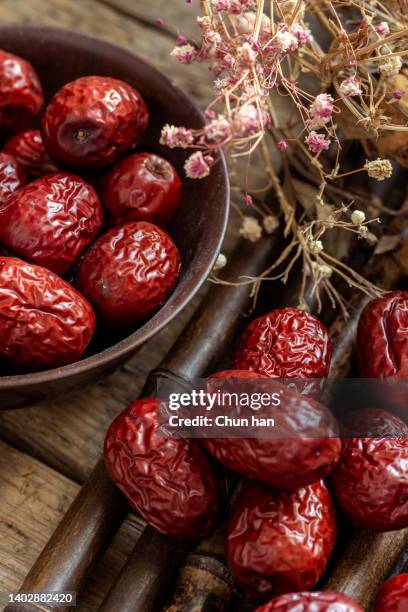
[0,0,212,104]
[0,440,144,609]
[96,0,200,38]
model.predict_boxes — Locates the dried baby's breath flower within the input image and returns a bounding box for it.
[351,210,366,225]
[364,158,393,181]
[263,215,279,234]
[163,0,404,314]
[379,55,403,77]
[240,216,262,242]
[213,253,227,271]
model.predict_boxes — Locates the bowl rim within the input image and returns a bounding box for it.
[0,23,230,389]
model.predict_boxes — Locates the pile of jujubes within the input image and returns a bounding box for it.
[105,301,408,611]
[0,49,182,370]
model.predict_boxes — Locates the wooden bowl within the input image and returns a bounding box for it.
[0,24,229,409]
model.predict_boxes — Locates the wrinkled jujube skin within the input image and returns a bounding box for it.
[227,480,336,598]
[76,221,181,329]
[0,50,44,133]
[234,307,332,379]
[104,397,224,538]
[42,76,149,169]
[373,573,408,612]
[0,172,103,275]
[256,592,364,612]
[357,292,408,378]
[0,257,95,369]
[201,370,341,489]
[0,152,26,205]
[332,408,408,531]
[100,152,182,227]
[4,129,60,177]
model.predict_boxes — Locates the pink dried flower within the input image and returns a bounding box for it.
[393,90,404,100]
[237,42,257,65]
[156,17,165,26]
[234,103,262,136]
[197,16,212,30]
[184,151,212,179]
[340,76,362,97]
[310,93,334,119]
[293,24,313,45]
[160,124,194,149]
[222,53,236,68]
[277,139,288,151]
[274,29,299,54]
[376,21,390,36]
[204,116,232,143]
[170,43,197,64]
[204,107,216,120]
[243,194,253,205]
[176,34,188,46]
[305,131,331,154]
[213,0,230,11]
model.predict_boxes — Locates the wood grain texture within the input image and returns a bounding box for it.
[0,440,145,611]
[0,0,212,104]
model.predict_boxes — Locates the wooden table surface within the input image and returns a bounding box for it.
[0,1,228,609]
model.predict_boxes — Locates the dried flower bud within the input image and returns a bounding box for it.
[376,21,390,36]
[263,215,279,234]
[240,216,262,242]
[170,43,197,64]
[310,94,334,119]
[379,54,402,77]
[364,158,393,181]
[160,124,194,149]
[184,151,212,179]
[237,42,257,65]
[277,140,288,151]
[213,253,227,271]
[305,131,331,154]
[351,210,366,225]
[340,76,362,97]
[309,239,324,255]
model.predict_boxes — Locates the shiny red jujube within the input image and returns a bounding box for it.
[0,49,44,133]
[256,592,364,612]
[76,221,181,329]
[0,173,103,275]
[357,291,408,378]
[42,76,149,169]
[4,129,60,177]
[373,573,408,612]
[0,257,95,369]
[226,480,336,598]
[104,397,224,538]
[0,152,26,205]
[100,152,182,227]
[332,409,408,531]
[201,370,341,489]
[233,307,332,379]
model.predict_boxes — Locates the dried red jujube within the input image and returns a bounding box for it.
[104,397,223,538]
[0,152,26,205]
[201,370,341,489]
[332,408,408,531]
[0,49,44,133]
[0,257,95,369]
[373,573,408,612]
[227,480,336,598]
[4,129,60,177]
[357,291,408,378]
[76,221,181,329]
[100,152,182,227]
[42,76,148,169]
[234,307,332,379]
[0,172,103,275]
[256,592,363,612]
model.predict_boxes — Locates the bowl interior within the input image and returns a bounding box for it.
[0,25,229,389]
